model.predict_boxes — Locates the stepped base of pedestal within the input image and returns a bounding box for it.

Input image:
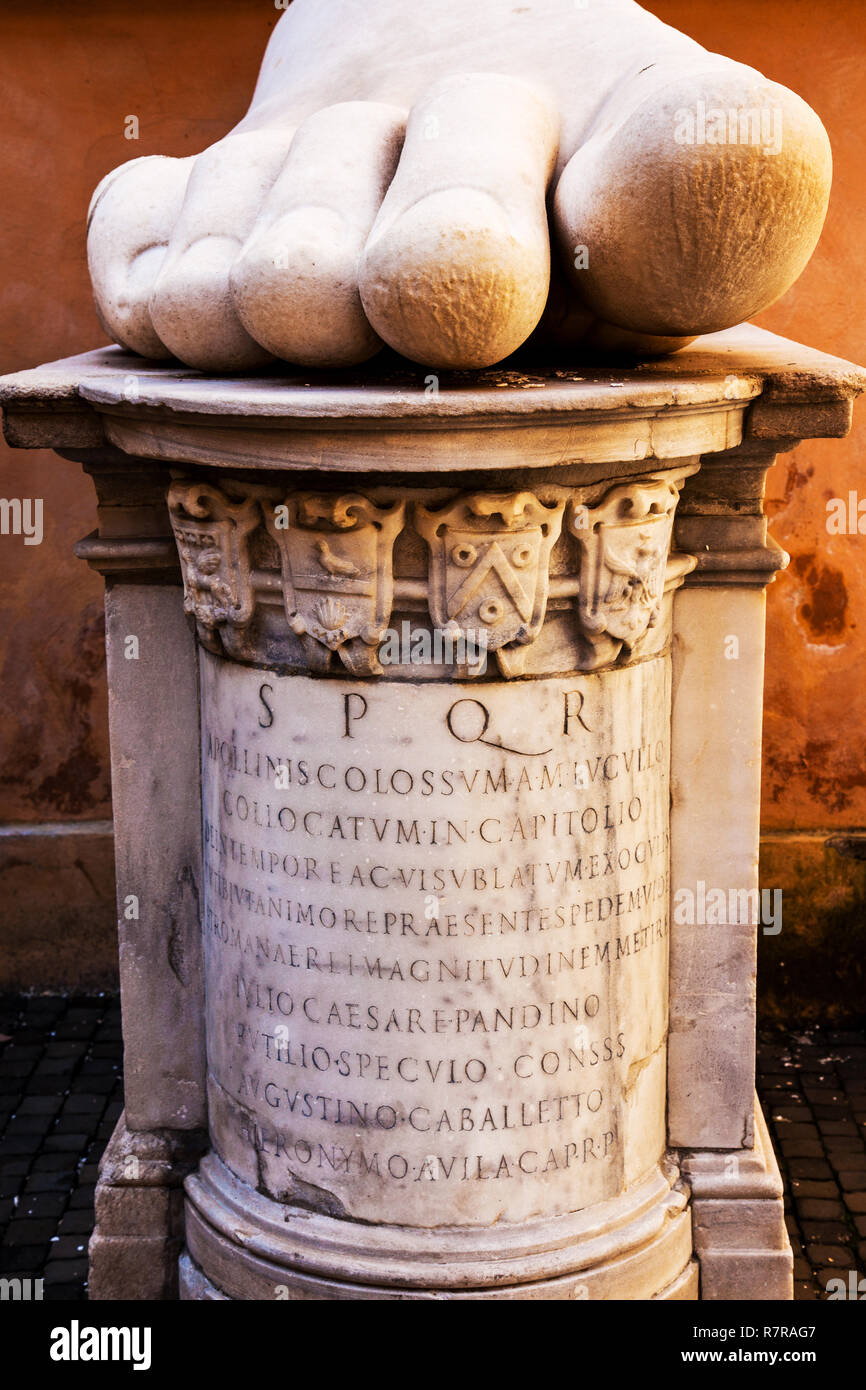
[90,1098,790,1300]
[179,1152,695,1300]
[682,1096,793,1301]
[178,1250,700,1301]
[88,1114,207,1302]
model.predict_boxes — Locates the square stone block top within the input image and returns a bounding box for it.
[1,326,864,475]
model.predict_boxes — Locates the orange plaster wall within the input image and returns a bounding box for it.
[0,0,863,832]
[0,1,278,822]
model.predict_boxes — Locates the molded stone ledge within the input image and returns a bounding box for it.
[2,328,864,480]
[95,1111,207,1189]
[178,1251,701,1301]
[89,1114,208,1302]
[75,530,180,579]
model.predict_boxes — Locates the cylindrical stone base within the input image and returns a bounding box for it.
[180,1157,697,1299]
[189,597,686,1296]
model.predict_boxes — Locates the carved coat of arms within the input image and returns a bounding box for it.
[264,494,405,675]
[168,483,259,637]
[415,493,564,677]
[570,477,682,665]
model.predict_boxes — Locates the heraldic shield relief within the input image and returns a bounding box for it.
[264,494,405,676]
[570,475,683,667]
[416,493,565,677]
[168,483,259,638]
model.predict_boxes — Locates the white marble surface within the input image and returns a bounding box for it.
[86,0,831,370]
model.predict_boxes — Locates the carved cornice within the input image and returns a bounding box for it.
[676,447,791,588]
[167,471,696,678]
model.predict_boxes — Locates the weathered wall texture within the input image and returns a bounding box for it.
[0,1,278,987]
[0,1,863,1009]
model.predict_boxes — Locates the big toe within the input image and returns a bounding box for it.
[360,73,559,369]
[553,64,832,338]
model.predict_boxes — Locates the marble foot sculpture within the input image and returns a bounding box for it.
[87,0,831,371]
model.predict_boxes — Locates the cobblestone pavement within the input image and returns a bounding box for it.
[757,1029,866,1300]
[1,996,864,1301]
[0,995,122,1301]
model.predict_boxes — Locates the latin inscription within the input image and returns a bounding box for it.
[200,653,672,1225]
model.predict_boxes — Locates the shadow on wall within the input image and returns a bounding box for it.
[760,837,866,1028]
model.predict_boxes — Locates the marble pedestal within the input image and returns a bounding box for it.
[2,326,864,1301]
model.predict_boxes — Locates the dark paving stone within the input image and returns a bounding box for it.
[0,1157,30,1175]
[44,1042,88,1058]
[43,1134,94,1153]
[4,1114,54,1136]
[790,1179,840,1199]
[67,1186,95,1211]
[31,1155,77,1174]
[49,1234,90,1260]
[43,1258,88,1284]
[788,1160,835,1181]
[0,1245,49,1274]
[817,1264,860,1288]
[53,1118,99,1138]
[61,1094,105,1115]
[15,1192,67,1219]
[0,1137,41,1156]
[26,1079,71,1097]
[800,1220,854,1244]
[57,1209,96,1235]
[52,1025,99,1042]
[779,1140,825,1158]
[797,1198,847,1220]
[2,1052,39,1070]
[23,1172,76,1194]
[807,1243,855,1267]
[778,1122,821,1140]
[4,1218,60,1245]
[69,1076,115,1094]
[32,1057,79,1075]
